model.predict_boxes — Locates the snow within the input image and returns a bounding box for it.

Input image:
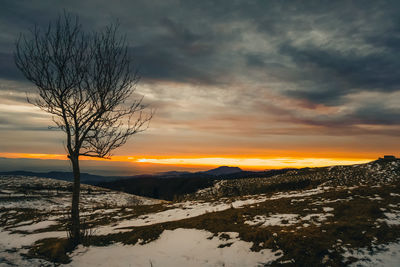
[1,174,400,266]
[0,229,66,249]
[245,214,300,227]
[344,242,400,267]
[67,228,283,267]
[96,196,271,234]
[313,196,354,205]
[377,211,400,226]
[95,187,335,234]
[301,213,334,226]
[0,228,67,266]
[0,229,64,266]
[323,207,334,212]
[245,212,334,227]
[13,220,57,232]
[0,175,162,266]
[369,195,384,201]
[0,175,162,212]
[269,187,328,200]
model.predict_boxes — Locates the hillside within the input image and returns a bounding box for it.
[0,158,400,266]
[190,158,400,199]
[97,168,293,200]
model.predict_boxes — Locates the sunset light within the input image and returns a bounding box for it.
[132,157,373,169]
[0,152,373,170]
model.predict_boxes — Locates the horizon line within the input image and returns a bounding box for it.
[0,152,378,171]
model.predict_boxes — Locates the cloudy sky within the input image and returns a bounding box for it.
[1,0,399,174]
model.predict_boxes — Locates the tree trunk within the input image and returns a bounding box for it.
[70,155,81,246]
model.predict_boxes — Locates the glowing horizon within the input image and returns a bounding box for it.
[0,152,375,170]
[132,157,373,169]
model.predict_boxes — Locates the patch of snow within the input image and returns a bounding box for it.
[0,229,60,267]
[13,219,34,227]
[0,229,66,249]
[344,241,400,267]
[323,207,334,212]
[97,196,271,234]
[67,228,283,267]
[269,187,328,200]
[378,212,400,226]
[369,195,384,201]
[302,213,334,224]
[13,220,57,232]
[0,175,161,212]
[312,196,354,205]
[245,214,300,227]
[0,248,50,267]
[291,198,305,202]
[246,212,334,228]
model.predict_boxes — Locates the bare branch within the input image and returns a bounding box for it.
[15,13,152,159]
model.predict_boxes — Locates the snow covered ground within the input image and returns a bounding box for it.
[0,175,160,211]
[95,186,330,235]
[0,228,67,266]
[0,176,330,266]
[344,242,400,267]
[67,229,283,267]
[1,174,400,266]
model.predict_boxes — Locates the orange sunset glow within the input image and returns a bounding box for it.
[0,152,374,171]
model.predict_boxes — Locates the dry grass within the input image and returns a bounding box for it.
[28,238,72,264]
[26,182,400,266]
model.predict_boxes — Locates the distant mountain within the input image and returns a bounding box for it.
[203,166,242,176]
[155,167,243,178]
[155,171,192,177]
[0,170,136,184]
[0,166,258,183]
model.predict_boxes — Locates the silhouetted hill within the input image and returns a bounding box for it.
[97,173,215,200]
[203,166,242,176]
[97,169,294,200]
[155,171,192,177]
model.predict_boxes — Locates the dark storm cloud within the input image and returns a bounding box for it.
[131,45,216,84]
[245,53,267,68]
[129,17,221,84]
[279,42,400,104]
[350,105,400,126]
[1,0,400,134]
[293,105,400,131]
[0,52,24,81]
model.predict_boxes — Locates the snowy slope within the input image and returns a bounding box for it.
[1,160,400,266]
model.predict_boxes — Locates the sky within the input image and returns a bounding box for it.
[0,0,399,175]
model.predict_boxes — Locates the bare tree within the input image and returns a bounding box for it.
[15,13,152,246]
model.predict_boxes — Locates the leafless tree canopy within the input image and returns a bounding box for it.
[15,14,152,159]
[15,13,153,245]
